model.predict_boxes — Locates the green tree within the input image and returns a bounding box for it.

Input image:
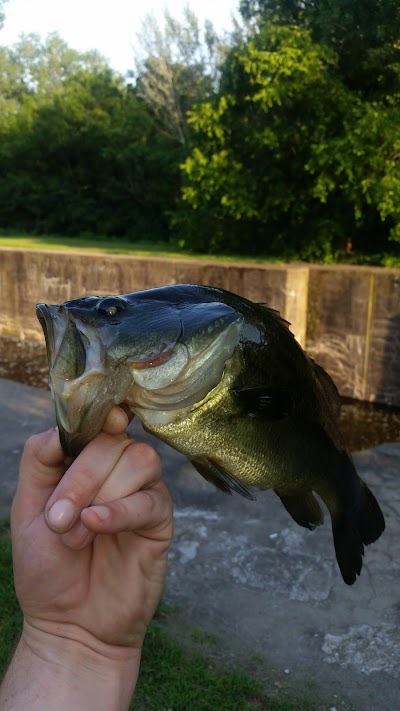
[0,0,8,29]
[134,6,224,144]
[0,68,181,239]
[4,32,108,100]
[177,22,400,259]
[239,0,400,99]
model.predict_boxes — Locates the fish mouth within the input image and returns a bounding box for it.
[37,303,134,455]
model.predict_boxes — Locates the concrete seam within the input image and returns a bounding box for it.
[362,273,376,400]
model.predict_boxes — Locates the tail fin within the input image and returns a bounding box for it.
[332,482,385,585]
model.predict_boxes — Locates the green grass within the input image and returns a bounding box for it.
[0,233,286,264]
[0,524,318,710]
[1,233,400,268]
[0,522,22,673]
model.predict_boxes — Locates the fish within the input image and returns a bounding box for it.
[36,284,385,584]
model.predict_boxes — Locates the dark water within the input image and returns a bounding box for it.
[1,336,399,452]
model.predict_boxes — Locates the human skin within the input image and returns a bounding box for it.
[0,407,174,710]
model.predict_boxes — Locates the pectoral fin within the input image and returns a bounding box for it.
[274,489,324,530]
[190,456,256,501]
[232,386,292,419]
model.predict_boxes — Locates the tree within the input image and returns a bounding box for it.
[176,22,400,259]
[134,6,224,144]
[3,32,108,100]
[0,0,8,29]
[0,67,182,240]
[239,0,400,100]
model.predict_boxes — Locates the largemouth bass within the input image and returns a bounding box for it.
[37,284,385,584]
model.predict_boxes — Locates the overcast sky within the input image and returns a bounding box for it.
[0,0,239,74]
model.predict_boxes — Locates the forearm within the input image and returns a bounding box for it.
[0,622,141,711]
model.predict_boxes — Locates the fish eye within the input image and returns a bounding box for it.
[97,297,127,316]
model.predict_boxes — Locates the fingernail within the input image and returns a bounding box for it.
[88,505,110,522]
[46,499,77,530]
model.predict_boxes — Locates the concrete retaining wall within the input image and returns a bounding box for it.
[1,247,399,405]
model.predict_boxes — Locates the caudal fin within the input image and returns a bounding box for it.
[332,482,385,585]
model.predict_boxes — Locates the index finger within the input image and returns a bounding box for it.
[12,427,66,526]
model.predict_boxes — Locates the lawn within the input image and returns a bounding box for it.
[1,233,399,268]
[0,234,285,264]
[0,520,319,711]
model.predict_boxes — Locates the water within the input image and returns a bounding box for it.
[1,336,399,452]
[339,398,400,452]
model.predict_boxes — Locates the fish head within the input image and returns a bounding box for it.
[37,286,243,456]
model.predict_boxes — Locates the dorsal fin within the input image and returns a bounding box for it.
[257,304,292,332]
[311,360,342,418]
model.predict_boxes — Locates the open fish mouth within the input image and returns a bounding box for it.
[36,303,133,454]
[36,298,243,456]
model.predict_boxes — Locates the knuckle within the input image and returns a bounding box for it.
[61,465,98,505]
[23,433,42,459]
[127,442,161,473]
[141,489,157,516]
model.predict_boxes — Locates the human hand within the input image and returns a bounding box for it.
[11,407,173,660]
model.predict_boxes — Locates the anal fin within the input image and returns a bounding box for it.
[274,490,324,531]
[190,457,256,501]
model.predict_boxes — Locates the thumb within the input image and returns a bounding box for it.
[12,428,67,527]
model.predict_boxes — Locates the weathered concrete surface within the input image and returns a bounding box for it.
[1,378,399,711]
[0,247,309,345]
[307,266,400,406]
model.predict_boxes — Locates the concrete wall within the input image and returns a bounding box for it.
[1,247,399,405]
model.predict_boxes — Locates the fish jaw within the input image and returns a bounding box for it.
[53,364,134,456]
[36,304,134,456]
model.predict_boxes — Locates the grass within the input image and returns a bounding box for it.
[0,521,320,711]
[1,232,400,268]
[0,522,22,673]
[0,233,287,264]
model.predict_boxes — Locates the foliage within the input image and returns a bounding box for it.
[0,524,22,672]
[239,0,400,99]
[0,36,182,240]
[0,2,400,262]
[0,33,108,118]
[177,19,400,260]
[0,0,7,30]
[134,7,224,144]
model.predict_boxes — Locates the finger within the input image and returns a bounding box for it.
[93,441,161,505]
[44,431,132,534]
[102,405,133,436]
[81,480,173,540]
[59,442,161,548]
[60,520,96,550]
[12,428,66,525]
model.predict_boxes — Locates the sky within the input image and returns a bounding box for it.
[0,0,239,74]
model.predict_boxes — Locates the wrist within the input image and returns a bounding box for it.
[23,617,143,665]
[1,620,142,711]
